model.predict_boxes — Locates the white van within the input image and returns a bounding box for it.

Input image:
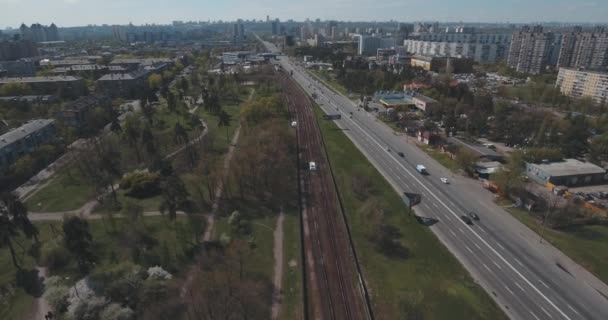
[309,161,317,171]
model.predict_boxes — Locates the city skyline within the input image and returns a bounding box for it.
[1,0,607,29]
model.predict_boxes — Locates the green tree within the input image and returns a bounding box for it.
[159,174,189,221]
[148,73,162,90]
[455,148,477,176]
[589,134,608,164]
[0,193,39,269]
[217,109,232,143]
[561,115,590,157]
[122,114,143,162]
[0,82,31,96]
[63,216,95,272]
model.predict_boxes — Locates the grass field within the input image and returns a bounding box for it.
[279,212,303,320]
[25,166,95,212]
[507,207,608,285]
[418,145,461,173]
[214,214,276,279]
[310,70,351,97]
[314,106,506,319]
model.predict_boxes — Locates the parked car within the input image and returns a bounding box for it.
[398,152,404,157]
[460,215,473,225]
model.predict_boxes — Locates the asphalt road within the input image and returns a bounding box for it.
[260,38,608,320]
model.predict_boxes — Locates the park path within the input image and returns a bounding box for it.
[26,266,51,320]
[202,125,241,241]
[271,210,286,319]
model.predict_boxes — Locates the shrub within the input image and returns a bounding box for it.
[120,171,161,199]
[40,239,72,273]
[147,266,172,280]
[44,284,69,313]
[100,303,135,320]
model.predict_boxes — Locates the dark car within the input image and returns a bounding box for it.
[468,211,480,220]
[398,152,405,157]
[461,215,473,225]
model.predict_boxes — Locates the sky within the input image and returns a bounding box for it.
[1,0,607,28]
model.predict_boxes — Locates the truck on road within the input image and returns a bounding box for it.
[416,164,428,174]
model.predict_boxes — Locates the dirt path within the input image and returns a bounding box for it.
[26,266,51,320]
[271,211,286,319]
[202,125,242,241]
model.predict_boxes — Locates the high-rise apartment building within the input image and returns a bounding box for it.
[271,19,280,35]
[507,26,558,74]
[20,23,60,42]
[404,32,511,63]
[356,35,382,55]
[0,40,38,61]
[557,27,608,70]
[556,67,608,104]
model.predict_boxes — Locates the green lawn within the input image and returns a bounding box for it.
[418,145,460,173]
[314,106,506,319]
[25,166,96,212]
[507,207,608,284]
[310,70,351,97]
[196,102,242,152]
[280,212,303,320]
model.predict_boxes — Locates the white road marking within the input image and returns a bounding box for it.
[465,245,473,254]
[478,227,488,234]
[449,230,457,237]
[483,263,492,272]
[493,260,503,270]
[540,306,553,318]
[539,279,549,289]
[474,243,482,250]
[530,310,541,320]
[497,242,506,250]
[515,282,524,291]
[458,227,465,233]
[505,285,514,295]
[567,304,580,315]
[296,63,573,320]
[514,257,524,267]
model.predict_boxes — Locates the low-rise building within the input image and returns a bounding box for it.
[0,59,37,77]
[526,159,607,187]
[96,71,149,98]
[0,95,57,104]
[54,94,111,127]
[410,55,473,73]
[0,119,56,172]
[0,76,86,98]
[447,136,504,161]
[373,91,438,114]
[555,68,608,104]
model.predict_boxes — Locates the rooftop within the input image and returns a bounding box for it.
[0,119,55,149]
[0,76,82,84]
[529,159,606,177]
[97,71,149,81]
[448,137,503,159]
[110,58,173,65]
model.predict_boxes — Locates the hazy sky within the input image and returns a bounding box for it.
[1,0,607,28]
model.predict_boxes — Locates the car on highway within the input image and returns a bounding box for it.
[468,211,480,220]
[460,215,473,225]
[440,177,449,184]
[387,147,391,152]
[398,152,405,157]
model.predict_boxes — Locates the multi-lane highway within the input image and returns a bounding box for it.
[260,38,608,320]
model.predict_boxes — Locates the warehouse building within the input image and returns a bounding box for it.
[526,159,607,187]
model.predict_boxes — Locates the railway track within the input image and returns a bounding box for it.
[281,74,370,320]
